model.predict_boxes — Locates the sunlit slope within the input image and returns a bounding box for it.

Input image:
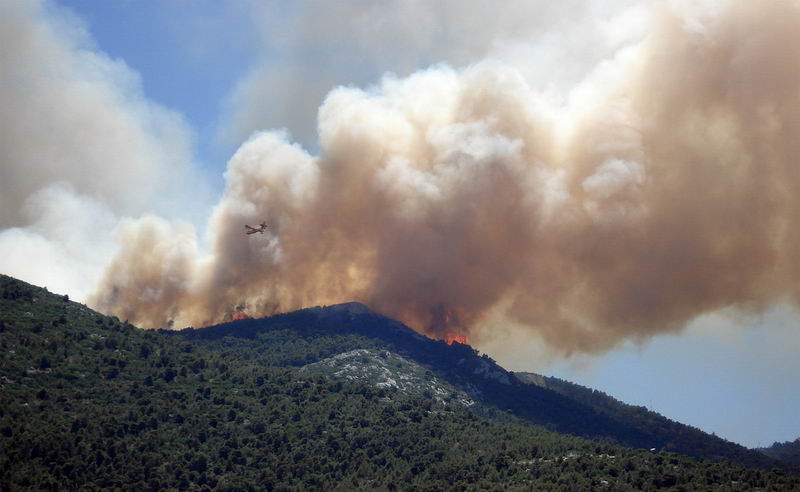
[0,274,795,490]
[184,301,779,470]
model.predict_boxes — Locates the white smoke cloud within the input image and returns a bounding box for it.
[0,183,117,300]
[92,0,800,359]
[220,0,646,149]
[6,0,800,362]
[0,0,209,301]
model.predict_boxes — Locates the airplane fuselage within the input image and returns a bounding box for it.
[245,223,268,235]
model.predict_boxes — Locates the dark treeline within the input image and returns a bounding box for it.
[180,302,781,470]
[0,275,797,490]
[759,439,800,468]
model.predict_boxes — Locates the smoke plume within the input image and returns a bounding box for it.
[222,0,642,149]
[92,1,800,354]
[0,0,206,299]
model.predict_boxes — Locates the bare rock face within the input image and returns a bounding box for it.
[300,348,474,407]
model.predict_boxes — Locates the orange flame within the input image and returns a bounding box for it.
[232,311,251,321]
[445,334,468,345]
[429,304,468,345]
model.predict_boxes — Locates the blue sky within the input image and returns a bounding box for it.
[2,0,798,449]
[66,0,257,178]
[544,307,800,448]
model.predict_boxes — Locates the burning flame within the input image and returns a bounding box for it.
[429,304,468,345]
[232,311,251,321]
[445,334,468,346]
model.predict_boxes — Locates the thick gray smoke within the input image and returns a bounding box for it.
[92,1,800,354]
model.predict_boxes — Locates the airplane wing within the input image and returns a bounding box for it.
[245,223,268,235]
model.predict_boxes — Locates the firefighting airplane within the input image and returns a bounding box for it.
[244,222,268,235]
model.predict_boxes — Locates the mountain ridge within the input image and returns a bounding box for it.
[179,300,780,470]
[1,273,796,490]
[758,438,800,467]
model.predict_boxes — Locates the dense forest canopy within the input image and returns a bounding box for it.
[0,274,797,490]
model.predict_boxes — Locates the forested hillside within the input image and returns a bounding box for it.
[759,439,800,468]
[180,302,780,471]
[514,372,785,470]
[1,274,797,490]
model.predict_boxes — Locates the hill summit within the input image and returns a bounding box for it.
[0,273,796,489]
[181,300,780,470]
